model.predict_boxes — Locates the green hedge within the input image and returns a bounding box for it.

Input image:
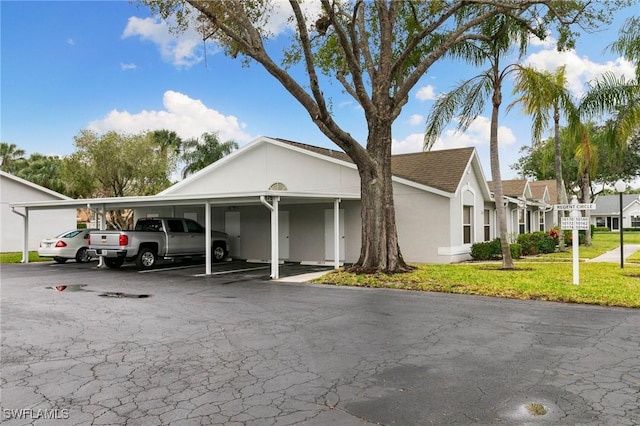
[517,231,557,256]
[470,239,521,261]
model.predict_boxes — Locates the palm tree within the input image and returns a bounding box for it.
[510,66,576,250]
[572,72,640,244]
[181,132,238,178]
[609,16,640,78]
[0,142,26,172]
[424,15,531,270]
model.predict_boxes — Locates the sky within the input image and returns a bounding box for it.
[1,1,638,182]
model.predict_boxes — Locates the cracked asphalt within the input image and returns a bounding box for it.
[1,261,639,425]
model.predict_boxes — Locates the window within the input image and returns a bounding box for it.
[596,217,606,227]
[463,205,473,244]
[269,182,287,191]
[539,211,545,231]
[167,219,185,233]
[484,209,491,241]
[518,210,526,234]
[136,220,163,232]
[632,216,640,228]
[185,219,204,233]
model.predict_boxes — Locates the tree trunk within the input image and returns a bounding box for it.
[349,124,412,274]
[553,104,566,251]
[490,75,514,269]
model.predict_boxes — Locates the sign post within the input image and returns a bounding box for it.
[556,197,595,285]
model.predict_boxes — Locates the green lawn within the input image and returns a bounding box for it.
[0,251,50,263]
[313,231,640,308]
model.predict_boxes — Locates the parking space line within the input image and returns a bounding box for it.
[192,266,270,277]
[138,264,205,274]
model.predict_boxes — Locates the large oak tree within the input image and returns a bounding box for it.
[144,0,618,272]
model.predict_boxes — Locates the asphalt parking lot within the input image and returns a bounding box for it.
[2,261,639,425]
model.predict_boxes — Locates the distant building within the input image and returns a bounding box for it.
[591,194,640,231]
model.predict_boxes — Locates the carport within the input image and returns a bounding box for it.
[10,190,360,279]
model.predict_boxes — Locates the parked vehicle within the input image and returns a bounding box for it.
[87,217,229,270]
[38,229,95,264]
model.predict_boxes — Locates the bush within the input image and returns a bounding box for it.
[471,239,521,261]
[594,227,610,232]
[510,243,522,259]
[517,231,556,256]
[470,240,501,261]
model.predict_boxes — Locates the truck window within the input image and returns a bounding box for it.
[135,220,163,232]
[167,219,185,233]
[185,219,204,233]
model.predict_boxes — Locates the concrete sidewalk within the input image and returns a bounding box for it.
[586,244,640,262]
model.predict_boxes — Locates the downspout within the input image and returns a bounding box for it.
[260,195,279,279]
[11,207,29,263]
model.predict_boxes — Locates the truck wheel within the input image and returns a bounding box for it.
[53,257,67,264]
[105,258,124,269]
[212,243,226,262]
[75,247,91,263]
[136,248,157,270]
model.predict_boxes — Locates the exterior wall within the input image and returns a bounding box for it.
[165,142,361,196]
[623,202,640,229]
[393,182,452,263]
[1,176,75,252]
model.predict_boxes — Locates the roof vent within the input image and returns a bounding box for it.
[269,182,287,191]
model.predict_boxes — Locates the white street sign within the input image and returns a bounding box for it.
[561,217,590,230]
[554,203,596,211]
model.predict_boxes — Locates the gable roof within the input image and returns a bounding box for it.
[0,170,72,200]
[162,136,486,198]
[487,179,530,198]
[390,148,476,193]
[275,139,478,194]
[593,194,640,214]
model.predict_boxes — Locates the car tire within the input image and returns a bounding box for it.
[136,247,157,270]
[104,258,125,269]
[75,247,91,263]
[53,257,67,264]
[212,243,227,263]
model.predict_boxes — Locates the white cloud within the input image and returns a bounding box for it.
[407,114,424,126]
[66,38,75,46]
[523,44,636,98]
[122,16,211,68]
[120,63,137,71]
[392,116,516,155]
[87,90,253,144]
[392,133,425,154]
[416,84,437,101]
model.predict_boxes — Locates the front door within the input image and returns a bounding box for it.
[612,217,620,231]
[225,211,241,258]
[279,211,289,259]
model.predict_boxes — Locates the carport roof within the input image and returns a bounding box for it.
[10,190,360,210]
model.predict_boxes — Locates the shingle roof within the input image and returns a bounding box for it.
[275,138,475,193]
[390,148,475,193]
[529,179,560,203]
[593,194,640,214]
[487,179,527,198]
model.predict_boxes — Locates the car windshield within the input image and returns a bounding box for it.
[57,230,82,239]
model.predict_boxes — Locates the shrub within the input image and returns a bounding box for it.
[510,243,522,259]
[517,231,556,256]
[470,240,501,261]
[594,227,610,232]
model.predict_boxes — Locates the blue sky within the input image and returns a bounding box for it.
[1,1,638,180]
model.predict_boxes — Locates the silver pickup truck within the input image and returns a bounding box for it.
[88,217,229,270]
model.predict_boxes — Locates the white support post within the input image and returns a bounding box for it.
[334,198,341,269]
[22,208,29,263]
[271,197,279,279]
[98,204,106,268]
[205,201,212,275]
[260,196,280,280]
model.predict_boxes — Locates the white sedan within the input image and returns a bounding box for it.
[38,229,95,264]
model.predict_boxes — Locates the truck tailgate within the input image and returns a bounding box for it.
[89,231,124,248]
